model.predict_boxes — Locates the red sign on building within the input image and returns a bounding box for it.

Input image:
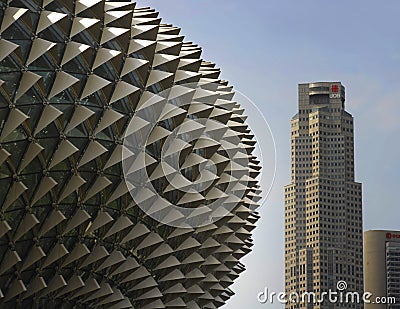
[386,232,400,239]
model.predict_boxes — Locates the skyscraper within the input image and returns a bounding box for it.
[284,82,363,309]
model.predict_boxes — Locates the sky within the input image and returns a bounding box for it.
[135,1,400,308]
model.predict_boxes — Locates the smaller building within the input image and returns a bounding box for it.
[364,230,400,308]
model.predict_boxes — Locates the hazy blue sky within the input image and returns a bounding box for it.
[136,1,400,308]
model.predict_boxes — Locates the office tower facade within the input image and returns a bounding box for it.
[0,1,261,308]
[284,82,363,308]
[364,230,400,309]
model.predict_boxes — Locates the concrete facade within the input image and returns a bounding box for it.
[364,230,400,309]
[284,82,363,309]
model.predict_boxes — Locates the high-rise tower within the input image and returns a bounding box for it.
[284,82,363,309]
[364,230,400,309]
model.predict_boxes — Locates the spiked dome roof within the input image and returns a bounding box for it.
[0,1,261,308]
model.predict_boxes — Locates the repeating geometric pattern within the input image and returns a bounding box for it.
[122,81,258,229]
[0,1,261,308]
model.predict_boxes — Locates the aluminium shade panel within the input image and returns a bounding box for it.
[0,1,261,308]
